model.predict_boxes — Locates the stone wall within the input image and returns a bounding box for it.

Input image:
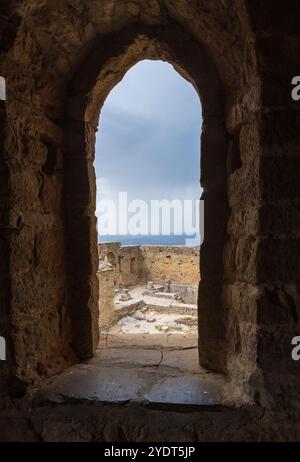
[97,261,115,329]
[141,246,200,286]
[98,243,200,287]
[98,243,145,287]
[169,283,198,305]
[0,0,299,429]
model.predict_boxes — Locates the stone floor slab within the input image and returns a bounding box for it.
[39,365,144,403]
[161,348,203,373]
[144,375,225,406]
[38,345,228,408]
[88,348,162,367]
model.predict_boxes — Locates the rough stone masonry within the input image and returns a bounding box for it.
[0,0,300,442]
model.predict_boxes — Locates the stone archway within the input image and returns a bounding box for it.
[1,0,300,440]
[1,1,268,404]
[64,23,229,373]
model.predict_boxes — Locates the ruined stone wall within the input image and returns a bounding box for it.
[98,243,200,287]
[141,246,200,285]
[98,243,145,287]
[98,265,115,329]
[170,283,198,304]
[118,246,145,287]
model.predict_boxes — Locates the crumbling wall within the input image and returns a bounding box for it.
[141,246,200,285]
[98,243,200,287]
[98,243,145,286]
[117,246,145,287]
[169,283,198,304]
[98,264,115,329]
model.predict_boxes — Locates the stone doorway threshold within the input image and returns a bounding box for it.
[38,332,236,410]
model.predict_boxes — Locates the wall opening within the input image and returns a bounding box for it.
[130,258,137,274]
[64,24,229,379]
[106,252,116,267]
[95,60,201,367]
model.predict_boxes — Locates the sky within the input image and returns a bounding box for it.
[95,59,202,243]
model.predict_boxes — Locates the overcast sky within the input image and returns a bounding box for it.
[95,59,202,238]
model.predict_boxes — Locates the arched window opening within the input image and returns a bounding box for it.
[63,27,230,406]
[96,60,201,370]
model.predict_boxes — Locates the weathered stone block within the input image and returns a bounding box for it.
[223,282,259,324]
[10,170,41,211]
[224,237,258,284]
[9,227,35,274]
[228,161,260,209]
[11,272,65,320]
[35,229,64,272]
[260,110,300,156]
[256,238,300,284]
[227,206,259,238]
[256,284,300,328]
[260,158,300,201]
[36,174,62,213]
[259,201,300,237]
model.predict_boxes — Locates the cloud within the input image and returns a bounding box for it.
[95,59,202,210]
[96,177,113,196]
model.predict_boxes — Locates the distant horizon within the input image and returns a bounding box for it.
[95,60,202,240]
[98,234,200,247]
